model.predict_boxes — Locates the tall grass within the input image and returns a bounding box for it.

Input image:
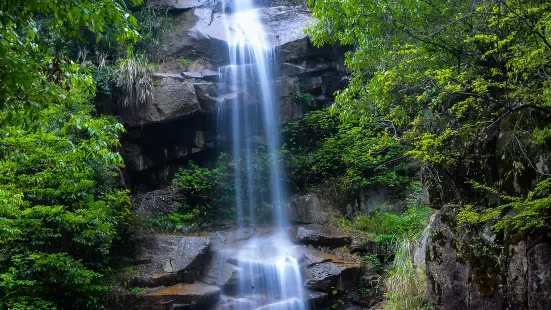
[383,239,429,310]
[114,53,153,108]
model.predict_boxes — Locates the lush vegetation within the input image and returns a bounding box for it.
[2,0,551,307]
[306,0,551,307]
[0,0,146,308]
[157,150,276,231]
[284,110,413,195]
[383,239,429,310]
[338,186,431,309]
[307,0,551,233]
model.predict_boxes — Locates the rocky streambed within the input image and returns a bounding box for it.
[109,223,382,310]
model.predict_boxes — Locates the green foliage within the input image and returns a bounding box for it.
[0,0,141,123]
[458,178,551,233]
[361,254,382,272]
[0,1,139,308]
[93,64,117,96]
[342,184,432,248]
[164,150,275,230]
[307,0,551,232]
[284,109,412,193]
[129,287,145,294]
[345,203,431,246]
[0,96,130,309]
[383,239,429,310]
[134,2,174,60]
[178,56,193,65]
[291,91,314,105]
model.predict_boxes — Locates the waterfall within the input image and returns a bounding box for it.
[217,1,307,309]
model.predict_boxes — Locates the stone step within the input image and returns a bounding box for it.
[130,282,221,310]
[215,290,328,310]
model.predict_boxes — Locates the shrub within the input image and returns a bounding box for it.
[342,183,432,250]
[161,150,275,231]
[283,109,413,194]
[291,91,314,105]
[177,56,193,65]
[0,102,130,309]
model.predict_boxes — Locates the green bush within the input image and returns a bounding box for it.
[162,150,275,231]
[283,109,413,194]
[348,204,431,243]
[291,91,314,105]
[177,56,193,65]
[0,102,131,309]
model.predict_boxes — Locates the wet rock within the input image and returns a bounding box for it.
[287,193,341,225]
[304,261,360,292]
[296,224,351,248]
[299,76,324,94]
[412,213,435,265]
[279,76,300,97]
[132,272,179,288]
[527,241,551,309]
[169,235,210,274]
[305,290,329,309]
[135,234,210,286]
[120,76,201,127]
[158,0,211,9]
[183,69,219,81]
[160,6,313,63]
[506,239,528,308]
[298,247,360,292]
[131,283,221,310]
[219,263,240,285]
[199,251,224,285]
[279,98,302,124]
[279,62,334,78]
[193,82,218,111]
[215,295,263,310]
[121,143,154,172]
[161,9,228,63]
[426,210,504,310]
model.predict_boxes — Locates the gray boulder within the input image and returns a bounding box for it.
[161,9,228,62]
[298,247,360,292]
[287,193,341,224]
[160,6,313,63]
[296,224,351,248]
[279,61,334,78]
[120,143,154,172]
[134,234,210,286]
[527,241,551,309]
[426,206,551,310]
[279,98,302,124]
[131,283,221,310]
[193,82,218,111]
[120,75,201,127]
[303,260,359,292]
[158,0,212,9]
[426,210,504,310]
[412,213,435,265]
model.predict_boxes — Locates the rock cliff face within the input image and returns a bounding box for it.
[116,1,345,190]
[424,206,551,310]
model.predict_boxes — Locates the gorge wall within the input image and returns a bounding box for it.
[113,0,345,191]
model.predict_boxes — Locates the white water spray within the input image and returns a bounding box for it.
[217,1,307,309]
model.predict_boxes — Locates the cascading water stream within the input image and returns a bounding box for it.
[217,1,307,309]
